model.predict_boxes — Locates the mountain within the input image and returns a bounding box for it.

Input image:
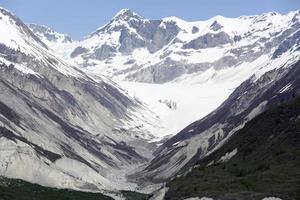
[28,23,72,45]
[0,7,163,192]
[164,94,300,200]
[2,6,300,198]
[30,9,300,139]
[37,9,300,83]
[133,57,300,185]
[28,23,75,57]
[60,9,299,186]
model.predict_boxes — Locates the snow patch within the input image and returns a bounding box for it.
[261,197,282,200]
[279,83,292,93]
[218,148,238,163]
[14,64,40,76]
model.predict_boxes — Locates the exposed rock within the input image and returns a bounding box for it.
[183,32,232,49]
[210,20,223,31]
[70,46,89,58]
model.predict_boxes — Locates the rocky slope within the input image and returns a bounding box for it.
[134,56,300,185]
[0,7,162,192]
[165,94,300,200]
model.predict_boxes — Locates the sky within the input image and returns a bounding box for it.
[1,0,300,39]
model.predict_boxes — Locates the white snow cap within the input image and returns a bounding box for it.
[113,8,141,19]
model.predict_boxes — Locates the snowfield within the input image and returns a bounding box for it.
[118,81,232,138]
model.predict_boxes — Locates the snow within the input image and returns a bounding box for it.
[172,141,180,146]
[1,6,300,195]
[60,8,300,96]
[254,51,300,81]
[28,24,72,46]
[118,81,232,138]
[0,57,40,76]
[0,10,40,56]
[116,51,289,139]
[279,83,292,93]
[14,63,39,75]
[0,9,86,78]
[113,8,140,19]
[218,148,238,163]
[169,47,228,63]
[261,197,282,200]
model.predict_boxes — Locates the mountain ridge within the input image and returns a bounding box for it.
[0,7,164,192]
[28,8,300,139]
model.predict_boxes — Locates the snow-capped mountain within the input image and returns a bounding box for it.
[0,7,163,192]
[2,5,300,197]
[28,23,72,45]
[36,9,300,82]
[132,53,300,183]
[28,23,75,58]
[30,8,300,140]
[28,9,300,186]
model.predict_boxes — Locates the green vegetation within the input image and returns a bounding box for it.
[0,177,152,200]
[121,190,151,200]
[165,97,300,200]
[0,177,113,200]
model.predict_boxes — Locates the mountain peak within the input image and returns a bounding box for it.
[113,8,141,20]
[88,8,143,37]
[28,23,72,44]
[0,7,48,49]
[114,8,134,17]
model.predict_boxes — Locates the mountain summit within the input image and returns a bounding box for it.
[113,8,141,20]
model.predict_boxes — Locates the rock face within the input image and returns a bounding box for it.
[70,46,89,58]
[272,29,300,58]
[31,9,300,84]
[69,9,180,59]
[0,7,161,191]
[182,32,232,49]
[210,20,224,31]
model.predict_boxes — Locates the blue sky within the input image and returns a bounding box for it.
[1,0,300,39]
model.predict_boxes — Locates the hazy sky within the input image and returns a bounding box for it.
[1,0,300,39]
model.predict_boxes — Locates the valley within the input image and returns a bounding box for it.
[0,4,299,200]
